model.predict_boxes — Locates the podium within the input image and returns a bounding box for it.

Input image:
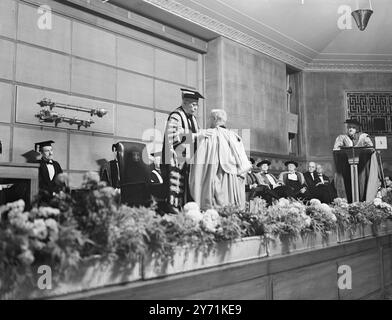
[333,147,375,203]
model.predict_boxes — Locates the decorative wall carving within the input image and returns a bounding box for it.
[347,92,392,135]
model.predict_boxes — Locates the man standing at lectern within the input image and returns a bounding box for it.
[332,119,381,202]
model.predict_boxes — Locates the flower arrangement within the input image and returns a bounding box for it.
[263,198,311,241]
[305,199,337,237]
[2,170,392,299]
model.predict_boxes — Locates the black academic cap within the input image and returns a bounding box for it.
[284,160,298,167]
[181,88,204,100]
[257,159,271,167]
[344,119,361,127]
[35,140,54,152]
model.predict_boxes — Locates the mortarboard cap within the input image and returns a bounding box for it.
[344,119,361,127]
[257,159,271,167]
[35,140,54,153]
[284,160,298,167]
[181,88,204,100]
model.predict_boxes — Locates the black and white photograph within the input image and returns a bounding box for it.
[1,0,392,304]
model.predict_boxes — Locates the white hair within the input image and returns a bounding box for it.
[210,109,227,126]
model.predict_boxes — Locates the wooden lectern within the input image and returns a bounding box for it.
[334,147,375,203]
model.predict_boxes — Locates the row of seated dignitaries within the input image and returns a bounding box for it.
[246,159,337,205]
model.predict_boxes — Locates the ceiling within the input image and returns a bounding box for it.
[111,0,392,72]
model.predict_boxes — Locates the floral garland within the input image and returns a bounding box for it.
[1,172,392,298]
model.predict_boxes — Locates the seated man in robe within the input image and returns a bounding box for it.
[189,109,251,211]
[333,119,381,202]
[278,160,308,200]
[251,159,283,204]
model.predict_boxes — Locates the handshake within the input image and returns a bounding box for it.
[167,124,214,142]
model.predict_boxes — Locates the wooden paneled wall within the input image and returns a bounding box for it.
[0,0,205,188]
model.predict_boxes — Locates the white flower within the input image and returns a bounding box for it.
[319,203,333,215]
[310,199,322,206]
[183,202,200,213]
[277,198,290,207]
[304,215,312,227]
[38,207,60,218]
[17,250,34,265]
[202,209,221,232]
[373,198,382,206]
[185,209,203,223]
[45,218,59,235]
[33,219,48,240]
[329,213,337,222]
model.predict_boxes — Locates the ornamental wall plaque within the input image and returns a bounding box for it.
[346,92,392,135]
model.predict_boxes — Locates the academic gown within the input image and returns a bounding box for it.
[333,132,381,202]
[189,126,251,211]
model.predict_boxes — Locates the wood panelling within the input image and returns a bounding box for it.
[0,39,15,80]
[0,82,13,123]
[155,49,187,84]
[272,261,338,300]
[117,70,153,107]
[71,58,116,101]
[183,276,269,300]
[16,44,70,91]
[337,250,381,300]
[117,36,154,76]
[0,0,16,39]
[17,3,72,53]
[55,235,392,300]
[0,125,11,162]
[72,21,116,66]
[116,105,154,139]
[69,133,114,171]
[155,80,183,112]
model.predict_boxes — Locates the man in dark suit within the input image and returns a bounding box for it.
[314,164,335,203]
[303,161,318,199]
[36,140,63,196]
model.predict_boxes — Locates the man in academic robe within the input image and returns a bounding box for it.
[278,160,308,200]
[250,159,283,204]
[36,140,63,197]
[189,109,251,211]
[161,88,206,212]
[333,119,381,202]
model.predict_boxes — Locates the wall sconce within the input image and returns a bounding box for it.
[35,98,108,130]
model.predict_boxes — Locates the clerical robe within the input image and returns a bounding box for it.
[333,132,381,202]
[189,126,251,211]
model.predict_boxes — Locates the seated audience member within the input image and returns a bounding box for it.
[252,159,284,204]
[246,158,259,190]
[189,109,251,210]
[303,162,318,199]
[314,164,336,203]
[278,160,308,200]
[385,176,392,189]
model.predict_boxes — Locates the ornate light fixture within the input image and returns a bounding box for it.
[35,98,108,130]
[351,0,373,31]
